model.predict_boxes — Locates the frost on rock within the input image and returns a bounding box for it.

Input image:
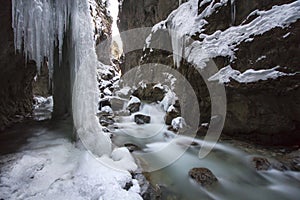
[127,96,141,106]
[186,1,300,68]
[208,65,291,83]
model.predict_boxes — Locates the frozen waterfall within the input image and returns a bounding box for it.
[12,0,112,156]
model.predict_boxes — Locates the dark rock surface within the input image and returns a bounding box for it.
[0,0,36,131]
[118,0,186,72]
[189,167,218,187]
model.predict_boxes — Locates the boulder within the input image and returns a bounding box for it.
[127,96,141,113]
[189,168,218,187]
[110,97,126,111]
[132,83,166,102]
[134,114,151,125]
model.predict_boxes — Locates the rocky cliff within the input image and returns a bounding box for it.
[118,0,300,145]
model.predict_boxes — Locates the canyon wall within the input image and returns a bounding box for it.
[118,0,300,145]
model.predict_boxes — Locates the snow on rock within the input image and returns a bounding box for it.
[101,105,113,114]
[104,88,113,96]
[0,128,142,200]
[127,96,141,106]
[167,105,177,113]
[145,0,300,79]
[208,65,290,83]
[171,117,186,130]
[33,95,53,111]
[186,1,300,67]
[160,90,178,111]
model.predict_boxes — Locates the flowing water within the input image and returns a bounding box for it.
[112,103,300,200]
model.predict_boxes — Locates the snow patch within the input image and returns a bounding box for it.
[208,65,289,83]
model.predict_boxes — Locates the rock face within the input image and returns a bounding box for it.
[118,0,300,145]
[0,0,36,130]
[118,0,186,72]
[189,168,218,187]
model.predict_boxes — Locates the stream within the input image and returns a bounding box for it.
[111,102,300,200]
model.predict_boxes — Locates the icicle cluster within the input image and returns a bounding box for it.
[12,0,72,76]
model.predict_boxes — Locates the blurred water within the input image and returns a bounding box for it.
[112,103,300,200]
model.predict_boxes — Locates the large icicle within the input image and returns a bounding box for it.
[71,0,112,156]
[12,0,112,156]
[12,0,71,76]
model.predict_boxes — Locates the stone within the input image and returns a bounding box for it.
[99,115,115,127]
[127,96,141,113]
[251,157,271,171]
[132,83,166,102]
[110,97,126,111]
[189,168,218,187]
[134,114,151,125]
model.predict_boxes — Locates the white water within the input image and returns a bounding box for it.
[112,102,300,200]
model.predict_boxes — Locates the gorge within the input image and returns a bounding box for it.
[0,0,300,199]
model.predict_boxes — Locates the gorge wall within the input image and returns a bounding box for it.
[118,0,300,145]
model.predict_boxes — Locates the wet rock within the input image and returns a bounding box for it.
[124,143,141,152]
[251,157,271,171]
[189,168,218,187]
[132,83,166,102]
[127,96,141,113]
[134,114,151,125]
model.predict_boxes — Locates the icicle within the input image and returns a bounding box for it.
[168,28,186,68]
[231,0,236,25]
[12,0,72,74]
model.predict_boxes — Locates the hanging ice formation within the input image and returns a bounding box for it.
[231,0,236,25]
[12,0,112,156]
